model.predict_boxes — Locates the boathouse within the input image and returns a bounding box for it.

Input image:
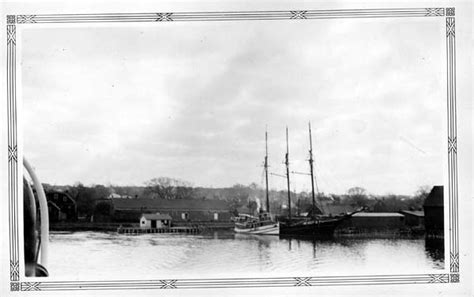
[102,198,232,223]
[423,186,444,237]
[46,190,77,222]
[140,213,172,229]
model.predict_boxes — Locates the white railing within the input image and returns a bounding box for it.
[23,157,49,268]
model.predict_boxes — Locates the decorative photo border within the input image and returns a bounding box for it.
[6,7,458,292]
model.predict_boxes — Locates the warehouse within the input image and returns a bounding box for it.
[96,198,232,223]
[346,212,405,231]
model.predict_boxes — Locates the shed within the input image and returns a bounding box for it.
[140,213,172,229]
[400,210,424,227]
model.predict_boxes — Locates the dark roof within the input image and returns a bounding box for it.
[47,201,61,210]
[424,186,443,207]
[46,190,76,204]
[111,198,230,211]
[141,213,172,220]
[400,210,424,217]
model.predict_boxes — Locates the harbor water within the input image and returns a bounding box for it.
[47,231,444,280]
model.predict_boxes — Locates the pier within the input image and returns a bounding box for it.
[117,226,201,235]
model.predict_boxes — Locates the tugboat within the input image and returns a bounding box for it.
[233,130,279,235]
[234,212,279,235]
[279,124,361,238]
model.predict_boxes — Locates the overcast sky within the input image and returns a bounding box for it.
[21,17,446,195]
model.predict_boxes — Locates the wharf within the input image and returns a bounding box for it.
[117,226,201,235]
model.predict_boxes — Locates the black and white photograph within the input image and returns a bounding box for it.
[1,1,472,296]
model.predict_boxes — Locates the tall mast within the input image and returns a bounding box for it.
[264,130,270,213]
[285,127,292,221]
[308,122,316,219]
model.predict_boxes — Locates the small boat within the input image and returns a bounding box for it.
[234,213,279,235]
[233,130,279,235]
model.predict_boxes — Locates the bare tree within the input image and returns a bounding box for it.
[144,177,194,199]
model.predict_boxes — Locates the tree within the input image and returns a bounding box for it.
[407,185,431,210]
[175,186,195,200]
[73,184,95,217]
[92,185,111,200]
[345,187,369,208]
[347,187,367,197]
[95,201,112,216]
[144,177,194,200]
[67,183,111,217]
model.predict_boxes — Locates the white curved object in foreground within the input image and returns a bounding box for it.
[23,157,49,268]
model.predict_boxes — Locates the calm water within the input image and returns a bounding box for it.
[48,231,444,280]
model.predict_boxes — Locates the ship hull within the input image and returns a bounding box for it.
[234,222,280,235]
[279,216,346,237]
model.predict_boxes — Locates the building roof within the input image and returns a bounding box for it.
[108,193,132,199]
[424,186,443,207]
[400,210,424,217]
[111,198,230,211]
[141,213,172,220]
[47,200,61,211]
[353,212,404,217]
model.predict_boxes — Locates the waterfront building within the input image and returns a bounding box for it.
[46,190,77,222]
[98,198,232,223]
[108,193,133,199]
[423,186,444,237]
[345,212,405,231]
[399,210,424,227]
[140,213,172,229]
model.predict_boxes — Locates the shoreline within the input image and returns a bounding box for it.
[49,223,443,240]
[50,222,235,232]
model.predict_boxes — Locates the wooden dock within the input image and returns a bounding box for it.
[117,226,201,235]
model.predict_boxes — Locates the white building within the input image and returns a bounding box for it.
[108,193,132,199]
[140,213,172,229]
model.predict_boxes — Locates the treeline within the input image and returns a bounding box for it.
[43,178,431,218]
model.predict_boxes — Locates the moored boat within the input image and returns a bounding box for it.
[279,123,360,237]
[233,130,279,235]
[234,213,279,235]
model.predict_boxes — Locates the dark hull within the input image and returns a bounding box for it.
[279,216,347,238]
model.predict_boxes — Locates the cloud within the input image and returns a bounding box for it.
[22,19,445,195]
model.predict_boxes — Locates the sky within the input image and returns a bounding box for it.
[21,17,446,195]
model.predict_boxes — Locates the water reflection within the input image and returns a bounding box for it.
[279,234,444,268]
[425,238,444,268]
[48,231,444,280]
